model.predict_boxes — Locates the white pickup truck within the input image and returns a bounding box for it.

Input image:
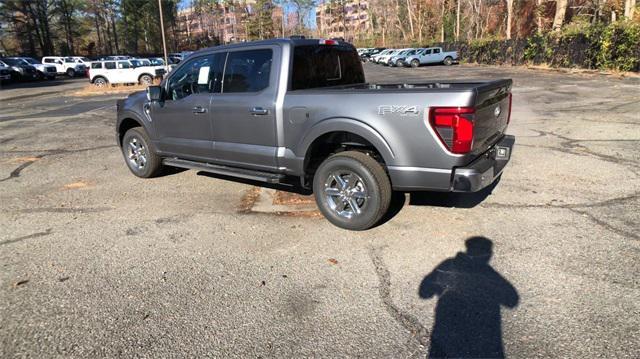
[89,60,162,86]
[41,56,87,77]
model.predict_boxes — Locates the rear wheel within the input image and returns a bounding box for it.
[121,127,163,178]
[411,59,420,68]
[66,68,76,77]
[313,151,392,231]
[93,77,108,87]
[139,74,153,85]
[443,56,453,66]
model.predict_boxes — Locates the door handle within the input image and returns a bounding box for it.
[250,107,269,116]
[192,106,207,114]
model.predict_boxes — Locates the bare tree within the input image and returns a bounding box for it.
[552,0,568,32]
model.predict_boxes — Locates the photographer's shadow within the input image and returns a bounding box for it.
[419,237,519,358]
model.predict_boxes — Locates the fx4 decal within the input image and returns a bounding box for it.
[378,105,420,116]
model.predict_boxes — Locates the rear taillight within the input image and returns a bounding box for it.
[507,93,512,124]
[429,107,475,154]
[319,39,338,45]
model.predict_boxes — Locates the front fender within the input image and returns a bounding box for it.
[296,117,396,165]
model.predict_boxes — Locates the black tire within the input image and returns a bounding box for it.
[313,151,392,231]
[411,59,420,68]
[443,56,453,66]
[139,74,153,85]
[121,127,163,178]
[396,59,403,67]
[66,68,75,77]
[93,76,108,87]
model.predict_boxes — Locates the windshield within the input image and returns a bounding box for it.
[20,58,39,64]
[80,57,90,62]
[3,58,21,66]
[129,60,141,67]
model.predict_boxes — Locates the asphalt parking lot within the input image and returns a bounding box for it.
[1,64,639,357]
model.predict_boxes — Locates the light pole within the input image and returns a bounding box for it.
[158,0,169,69]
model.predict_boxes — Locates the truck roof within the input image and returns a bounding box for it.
[192,38,355,56]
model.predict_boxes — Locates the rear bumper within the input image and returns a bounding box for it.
[388,135,515,192]
[452,135,515,192]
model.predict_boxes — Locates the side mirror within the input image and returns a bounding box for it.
[147,85,162,102]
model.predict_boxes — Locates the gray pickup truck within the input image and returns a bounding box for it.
[116,38,514,230]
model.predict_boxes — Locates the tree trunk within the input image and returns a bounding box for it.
[552,0,568,32]
[440,0,445,43]
[625,0,636,18]
[537,0,543,32]
[456,0,460,41]
[506,0,513,39]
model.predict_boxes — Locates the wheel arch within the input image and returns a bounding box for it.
[91,75,107,83]
[138,72,154,81]
[117,117,145,146]
[298,119,395,177]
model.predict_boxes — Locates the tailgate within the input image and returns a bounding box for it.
[472,79,512,154]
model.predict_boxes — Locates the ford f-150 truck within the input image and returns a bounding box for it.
[116,38,514,230]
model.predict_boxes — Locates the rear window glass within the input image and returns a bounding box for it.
[91,63,102,69]
[291,45,364,90]
[223,49,272,93]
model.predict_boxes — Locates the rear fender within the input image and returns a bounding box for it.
[297,118,395,166]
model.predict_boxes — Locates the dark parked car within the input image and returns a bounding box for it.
[0,58,39,81]
[360,47,386,62]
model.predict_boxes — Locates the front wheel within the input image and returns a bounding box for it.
[121,127,163,178]
[66,68,76,77]
[313,151,392,231]
[396,60,403,67]
[411,59,420,68]
[443,57,453,66]
[139,74,153,85]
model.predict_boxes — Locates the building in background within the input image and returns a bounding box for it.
[176,0,261,47]
[316,1,369,42]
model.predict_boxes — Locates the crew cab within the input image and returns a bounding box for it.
[89,60,159,86]
[404,47,459,67]
[116,38,514,230]
[42,56,87,77]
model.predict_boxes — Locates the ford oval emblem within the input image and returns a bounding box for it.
[494,106,501,118]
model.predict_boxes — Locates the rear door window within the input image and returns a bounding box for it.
[105,62,116,70]
[222,49,272,93]
[291,45,364,90]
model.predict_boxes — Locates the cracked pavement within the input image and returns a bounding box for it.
[1,65,639,357]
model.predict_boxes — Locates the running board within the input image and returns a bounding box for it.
[163,158,285,184]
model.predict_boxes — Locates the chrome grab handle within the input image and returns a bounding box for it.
[250,107,269,116]
[192,106,207,114]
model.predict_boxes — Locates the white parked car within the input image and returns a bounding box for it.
[371,49,395,64]
[8,57,57,79]
[89,60,159,86]
[42,56,87,77]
